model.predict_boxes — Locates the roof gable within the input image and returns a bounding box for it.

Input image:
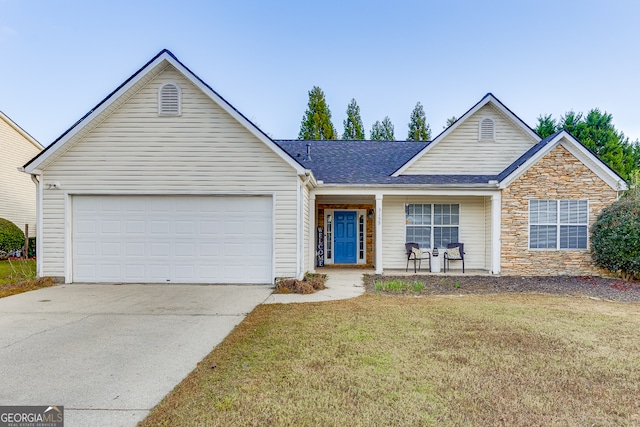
[392,93,540,176]
[498,130,627,191]
[24,50,305,174]
[0,111,43,151]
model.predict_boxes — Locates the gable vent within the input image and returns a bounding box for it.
[158,83,181,116]
[479,117,495,141]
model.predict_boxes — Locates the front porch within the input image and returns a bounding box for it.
[307,191,501,275]
[318,267,493,276]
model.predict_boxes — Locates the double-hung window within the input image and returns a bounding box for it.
[529,200,588,249]
[406,204,459,249]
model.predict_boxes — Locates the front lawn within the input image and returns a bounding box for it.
[141,294,640,426]
[0,259,54,298]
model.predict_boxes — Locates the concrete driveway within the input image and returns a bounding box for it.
[0,283,272,426]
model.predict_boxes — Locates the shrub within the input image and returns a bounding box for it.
[28,237,36,258]
[0,218,25,255]
[591,195,640,281]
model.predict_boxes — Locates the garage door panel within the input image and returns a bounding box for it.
[76,219,96,234]
[175,243,195,256]
[101,242,120,256]
[73,195,272,284]
[125,242,145,257]
[125,265,145,279]
[76,242,96,256]
[200,243,219,256]
[175,221,195,235]
[126,220,145,234]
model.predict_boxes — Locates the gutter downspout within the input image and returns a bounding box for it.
[297,172,312,280]
[30,172,43,277]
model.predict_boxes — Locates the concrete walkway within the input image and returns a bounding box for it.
[263,269,369,304]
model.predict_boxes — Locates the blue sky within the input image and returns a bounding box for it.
[1,0,639,145]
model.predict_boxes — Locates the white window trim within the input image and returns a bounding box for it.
[405,203,460,249]
[478,117,495,141]
[323,209,367,265]
[158,82,182,116]
[528,199,589,250]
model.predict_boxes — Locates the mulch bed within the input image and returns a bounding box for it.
[274,274,327,294]
[364,274,640,303]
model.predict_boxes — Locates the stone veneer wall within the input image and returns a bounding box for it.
[317,204,374,266]
[501,144,618,276]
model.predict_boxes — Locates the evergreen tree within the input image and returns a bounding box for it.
[342,98,365,140]
[562,109,636,180]
[537,108,640,180]
[407,102,431,141]
[535,114,558,138]
[370,121,383,141]
[371,117,395,141]
[444,116,457,129]
[298,86,337,140]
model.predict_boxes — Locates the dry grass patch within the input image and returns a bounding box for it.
[0,260,54,298]
[141,294,640,427]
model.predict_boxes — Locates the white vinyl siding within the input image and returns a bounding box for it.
[39,66,299,280]
[383,196,490,271]
[0,117,42,236]
[403,104,537,175]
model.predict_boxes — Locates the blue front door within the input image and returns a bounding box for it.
[334,211,357,264]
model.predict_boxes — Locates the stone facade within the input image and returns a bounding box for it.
[501,144,618,276]
[317,204,374,266]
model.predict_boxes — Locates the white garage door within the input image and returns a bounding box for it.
[72,195,272,284]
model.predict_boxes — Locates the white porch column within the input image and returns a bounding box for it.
[491,192,502,274]
[308,193,316,273]
[375,194,383,274]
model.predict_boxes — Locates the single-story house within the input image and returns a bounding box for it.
[23,50,627,283]
[0,111,43,237]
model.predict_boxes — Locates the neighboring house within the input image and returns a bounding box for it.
[0,111,43,238]
[23,50,627,284]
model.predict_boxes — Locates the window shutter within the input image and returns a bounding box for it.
[479,118,495,141]
[159,83,181,115]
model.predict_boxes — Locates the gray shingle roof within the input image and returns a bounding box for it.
[275,140,504,185]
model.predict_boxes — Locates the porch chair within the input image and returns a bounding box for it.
[405,242,431,273]
[443,243,465,273]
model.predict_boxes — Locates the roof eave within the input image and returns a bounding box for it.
[0,111,44,151]
[317,182,500,189]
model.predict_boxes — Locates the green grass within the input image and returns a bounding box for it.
[0,259,36,285]
[0,259,54,298]
[374,279,425,292]
[141,294,640,426]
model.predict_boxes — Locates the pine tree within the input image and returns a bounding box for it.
[298,86,337,140]
[370,117,395,141]
[444,116,457,129]
[538,108,640,180]
[535,114,558,138]
[407,102,431,141]
[342,98,365,140]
